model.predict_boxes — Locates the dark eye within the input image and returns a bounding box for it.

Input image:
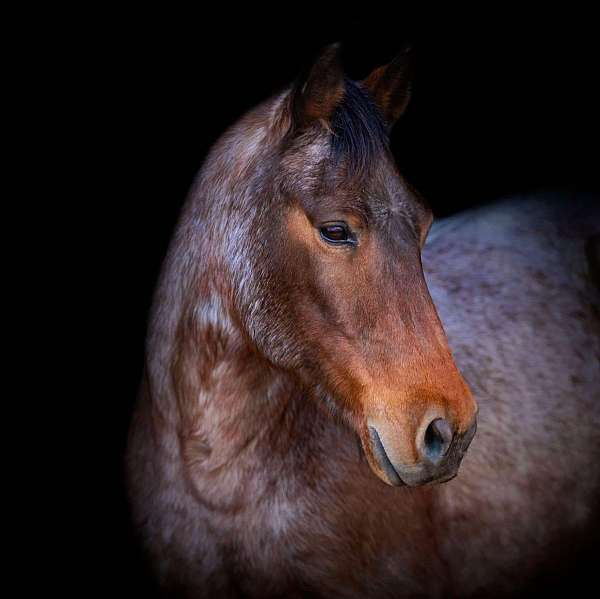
[319,223,352,245]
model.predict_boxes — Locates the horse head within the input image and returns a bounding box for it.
[201,44,478,487]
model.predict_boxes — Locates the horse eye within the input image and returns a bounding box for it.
[319,223,351,244]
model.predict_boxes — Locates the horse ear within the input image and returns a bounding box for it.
[292,43,345,128]
[361,46,413,128]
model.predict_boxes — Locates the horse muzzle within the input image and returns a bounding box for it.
[366,417,478,487]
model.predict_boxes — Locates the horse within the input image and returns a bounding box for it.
[126,45,600,597]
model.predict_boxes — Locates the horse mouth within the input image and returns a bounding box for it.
[368,426,403,486]
[363,420,476,487]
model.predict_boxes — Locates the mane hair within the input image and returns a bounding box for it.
[329,78,389,177]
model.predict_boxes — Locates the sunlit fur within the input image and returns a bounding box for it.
[126,52,600,596]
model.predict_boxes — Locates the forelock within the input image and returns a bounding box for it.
[329,79,389,178]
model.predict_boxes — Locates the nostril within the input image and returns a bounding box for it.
[423,418,453,463]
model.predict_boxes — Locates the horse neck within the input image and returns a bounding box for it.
[140,97,348,501]
[144,260,338,505]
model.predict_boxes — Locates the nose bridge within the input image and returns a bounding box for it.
[372,262,477,432]
[356,251,478,486]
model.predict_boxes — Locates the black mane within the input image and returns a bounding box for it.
[330,79,389,176]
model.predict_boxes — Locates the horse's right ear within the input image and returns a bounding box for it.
[291,43,345,129]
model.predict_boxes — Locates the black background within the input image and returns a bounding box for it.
[89,7,599,596]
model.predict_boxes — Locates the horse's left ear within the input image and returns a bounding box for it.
[361,47,413,128]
